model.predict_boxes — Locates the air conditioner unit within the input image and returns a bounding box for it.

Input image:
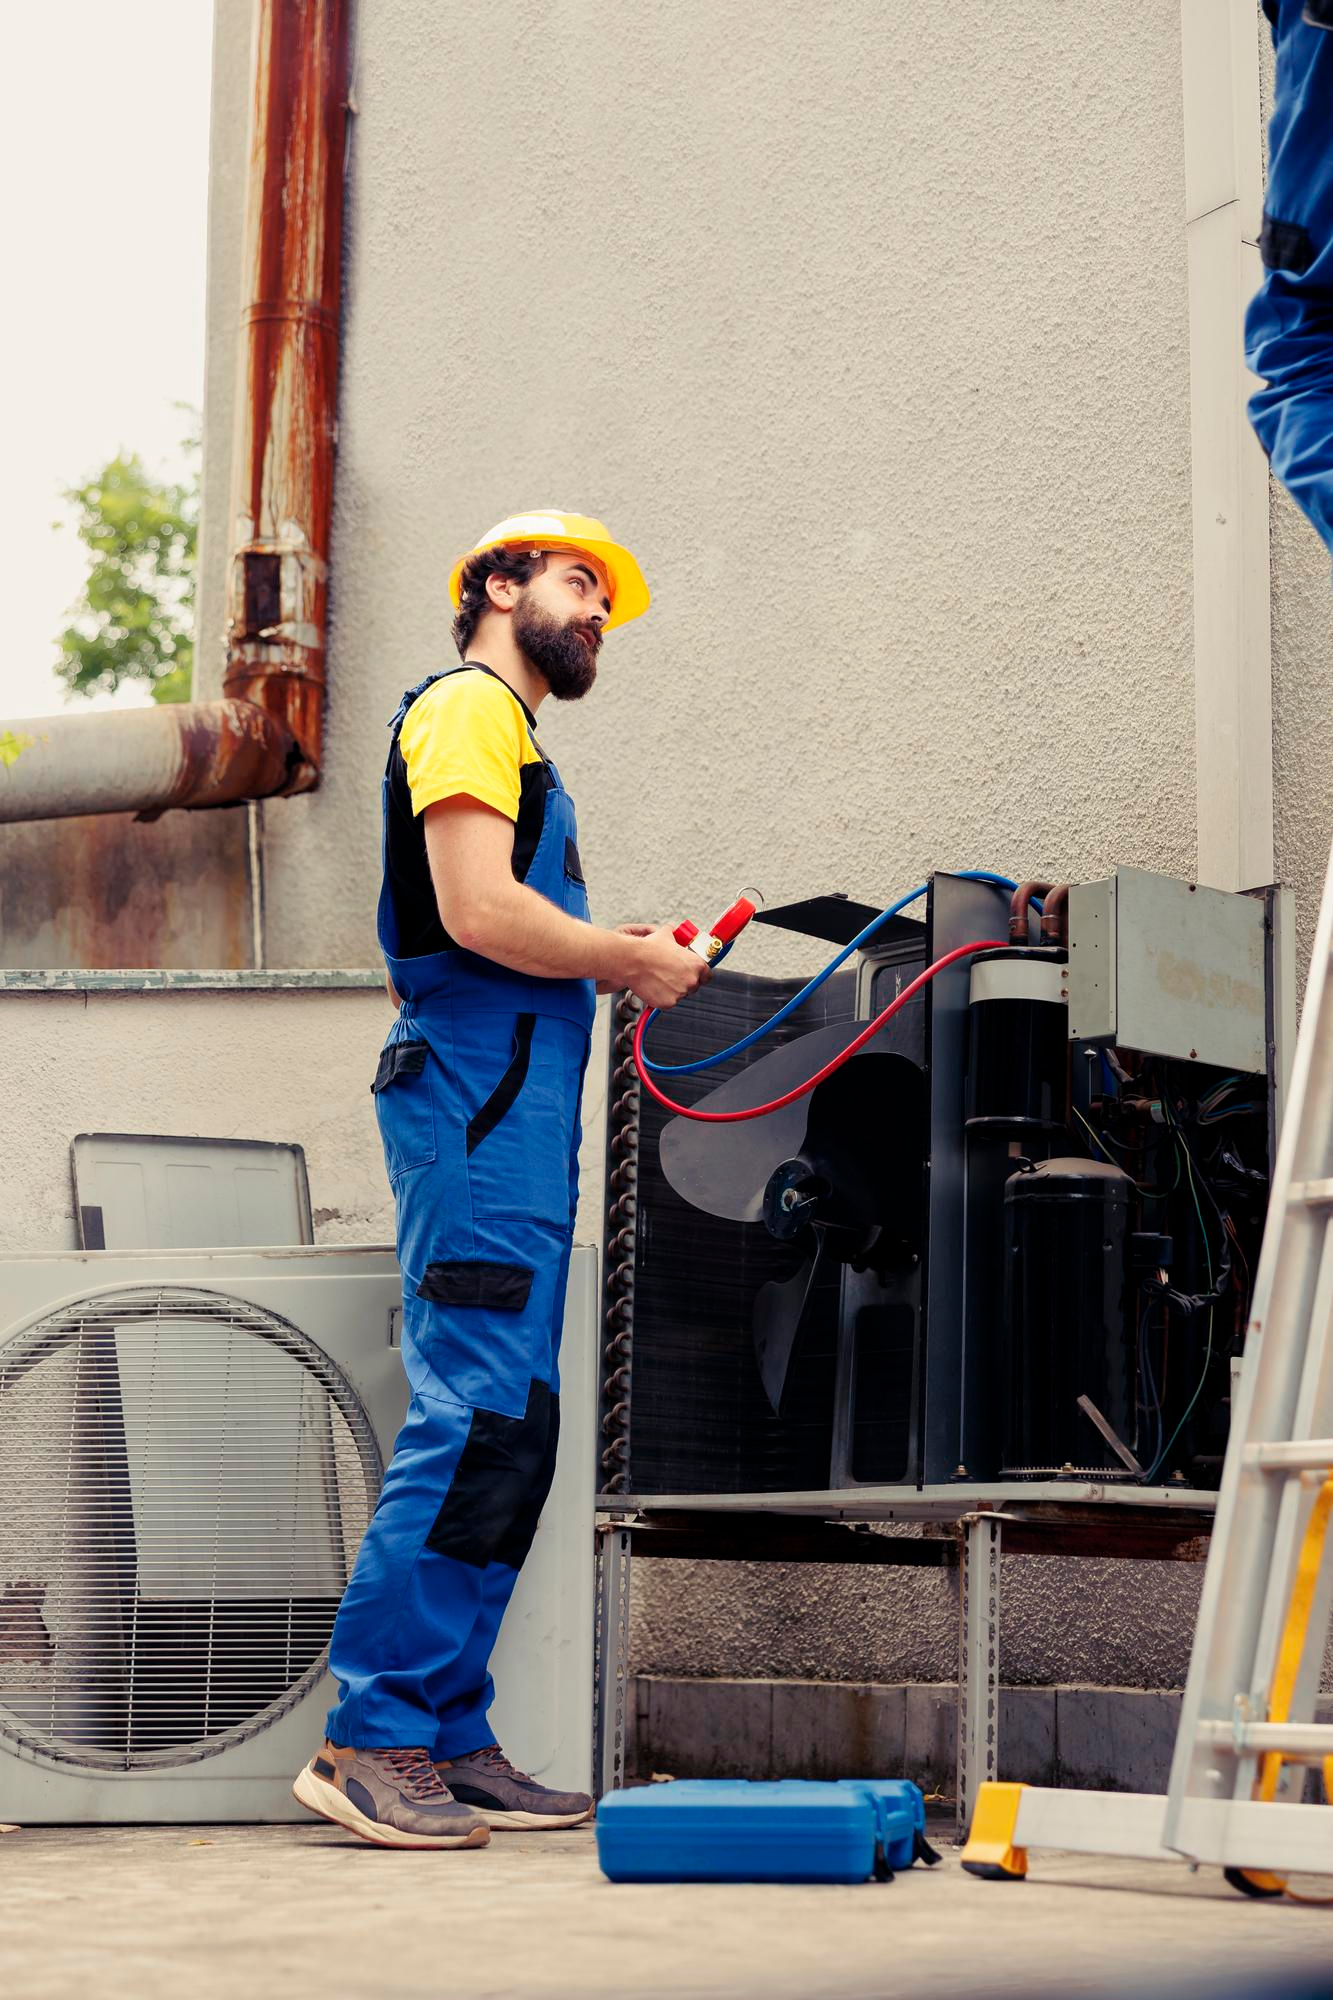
[0,1244,595,1823]
[602,871,1284,1499]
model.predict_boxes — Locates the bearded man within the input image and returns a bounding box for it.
[294,514,704,1849]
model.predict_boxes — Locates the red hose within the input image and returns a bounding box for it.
[633,938,1008,1124]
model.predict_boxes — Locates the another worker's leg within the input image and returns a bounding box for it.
[1246,2,1333,555]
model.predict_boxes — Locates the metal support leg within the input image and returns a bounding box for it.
[957,1513,1002,1842]
[593,1521,632,1798]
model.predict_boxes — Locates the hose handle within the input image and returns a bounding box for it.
[674,894,760,962]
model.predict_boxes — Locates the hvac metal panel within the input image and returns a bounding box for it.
[1066,868,1267,1073]
[921,874,1016,1486]
[0,1243,596,1820]
[71,1134,313,1251]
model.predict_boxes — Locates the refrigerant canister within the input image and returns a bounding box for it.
[966,946,1068,1129]
[1002,1156,1133,1477]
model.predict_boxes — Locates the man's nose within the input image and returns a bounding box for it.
[587,602,607,632]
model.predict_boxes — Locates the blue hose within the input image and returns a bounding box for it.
[641,870,1030,1077]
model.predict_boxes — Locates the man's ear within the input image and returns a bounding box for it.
[485,570,521,613]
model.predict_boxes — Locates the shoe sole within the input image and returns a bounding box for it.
[292,1764,490,1850]
[481,1805,596,1830]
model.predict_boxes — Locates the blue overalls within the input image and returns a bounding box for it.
[326,668,595,1756]
[1247,0,1333,558]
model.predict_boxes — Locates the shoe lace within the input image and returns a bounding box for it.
[375,1747,451,1800]
[475,1742,530,1783]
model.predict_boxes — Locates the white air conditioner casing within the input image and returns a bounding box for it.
[0,1244,596,1823]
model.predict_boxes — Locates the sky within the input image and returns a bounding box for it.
[2,4,215,719]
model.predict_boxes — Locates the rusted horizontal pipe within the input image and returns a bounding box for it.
[0,0,349,832]
[0,701,300,824]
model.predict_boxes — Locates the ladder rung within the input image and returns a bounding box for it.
[1289,1178,1333,1208]
[1196,1719,1333,1761]
[1243,1441,1333,1472]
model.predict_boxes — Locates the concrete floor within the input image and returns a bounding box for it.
[2,1822,1332,2000]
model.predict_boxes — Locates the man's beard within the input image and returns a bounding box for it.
[511,594,600,701]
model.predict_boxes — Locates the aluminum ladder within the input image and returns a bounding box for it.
[962,834,1333,1887]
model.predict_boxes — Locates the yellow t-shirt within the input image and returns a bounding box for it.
[398,669,544,822]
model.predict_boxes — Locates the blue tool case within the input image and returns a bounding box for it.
[595,1778,939,1885]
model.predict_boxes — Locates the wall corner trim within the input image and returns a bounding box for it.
[1181,0,1274,892]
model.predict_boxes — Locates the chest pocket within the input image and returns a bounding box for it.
[371,1037,437,1180]
[560,828,590,923]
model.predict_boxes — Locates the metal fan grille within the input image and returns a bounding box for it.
[0,1284,381,1770]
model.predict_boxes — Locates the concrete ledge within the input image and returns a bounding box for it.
[630,1677,1183,1795]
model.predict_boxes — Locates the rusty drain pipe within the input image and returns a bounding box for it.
[0,0,350,825]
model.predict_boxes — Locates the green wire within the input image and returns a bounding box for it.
[1147,1140,1214,1483]
[1071,1103,1165,1196]
[1144,1140,1181,1201]
[1072,1103,1119,1166]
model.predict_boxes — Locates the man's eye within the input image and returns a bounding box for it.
[570,576,585,592]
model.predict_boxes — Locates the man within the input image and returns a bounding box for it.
[1247,0,1333,558]
[294,512,705,1849]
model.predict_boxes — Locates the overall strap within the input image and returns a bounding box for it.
[386,664,554,778]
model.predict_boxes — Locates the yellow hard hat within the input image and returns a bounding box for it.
[447,512,650,632]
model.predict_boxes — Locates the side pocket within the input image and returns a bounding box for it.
[371,1039,428,1093]
[466,1014,536,1157]
[371,1037,436,1180]
[1259,213,1316,276]
[417,1260,534,1310]
[563,837,585,885]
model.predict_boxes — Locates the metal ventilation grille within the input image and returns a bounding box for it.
[0,1285,381,1770]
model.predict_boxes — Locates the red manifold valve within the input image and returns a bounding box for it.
[674,891,763,963]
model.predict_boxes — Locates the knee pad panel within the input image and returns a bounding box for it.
[425,1378,560,1570]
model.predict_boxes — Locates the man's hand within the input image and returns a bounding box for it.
[595,923,655,994]
[618,922,710,1010]
[422,799,709,1006]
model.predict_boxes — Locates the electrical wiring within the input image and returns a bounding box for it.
[639,870,1030,1077]
[1158,1072,1235,1241]
[1071,1105,1160,1195]
[1224,1213,1252,1292]
[1139,1292,1164,1475]
[1142,1140,1182,1202]
[633,939,1007,1124]
[1147,1144,1216,1483]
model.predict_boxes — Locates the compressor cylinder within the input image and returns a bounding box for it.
[1002,1156,1133,1477]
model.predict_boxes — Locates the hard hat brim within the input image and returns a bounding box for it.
[447,526,650,633]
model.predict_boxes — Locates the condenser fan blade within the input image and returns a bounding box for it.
[659,1022,884,1223]
[753,1233,827,1416]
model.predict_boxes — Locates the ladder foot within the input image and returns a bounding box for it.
[1224,1867,1287,1899]
[960,1782,1029,1880]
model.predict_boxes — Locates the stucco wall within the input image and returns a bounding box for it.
[1271,482,1333,991]
[200,0,1198,978]
[0,986,395,1257]
[185,3,1329,1694]
[0,977,612,1252]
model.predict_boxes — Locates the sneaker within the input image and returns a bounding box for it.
[433,1742,595,1830]
[293,1741,490,1850]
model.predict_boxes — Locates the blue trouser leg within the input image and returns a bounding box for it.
[327,1003,585,1752]
[326,1360,563,1749]
[428,1562,523,1759]
[326,1391,481,1747]
[1247,0,1333,557]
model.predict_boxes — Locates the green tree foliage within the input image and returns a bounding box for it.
[55,420,199,706]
